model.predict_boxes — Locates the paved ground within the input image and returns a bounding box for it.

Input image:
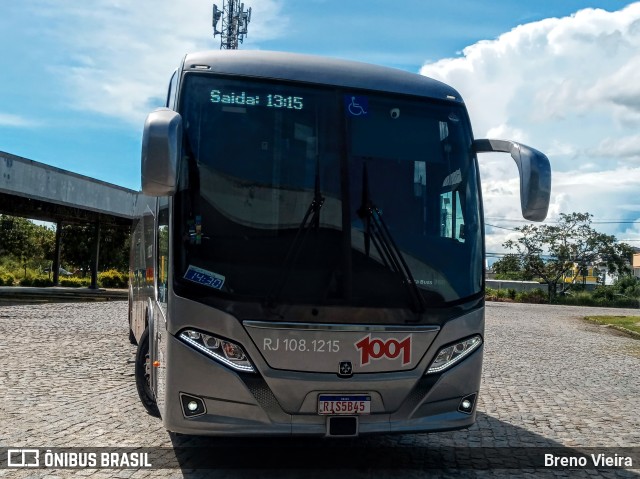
[0,301,639,478]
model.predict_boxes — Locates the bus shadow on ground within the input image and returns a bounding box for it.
[161,412,638,477]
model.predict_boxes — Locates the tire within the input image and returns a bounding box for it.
[135,327,160,417]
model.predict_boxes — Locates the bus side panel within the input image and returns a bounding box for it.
[129,218,141,339]
[153,197,170,418]
[129,200,157,342]
[130,218,145,342]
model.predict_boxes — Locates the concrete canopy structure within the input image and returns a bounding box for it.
[0,151,138,224]
[0,151,141,288]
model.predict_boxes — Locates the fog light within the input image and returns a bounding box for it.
[461,400,472,410]
[458,393,476,414]
[180,393,206,418]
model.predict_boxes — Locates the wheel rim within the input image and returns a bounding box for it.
[142,347,154,398]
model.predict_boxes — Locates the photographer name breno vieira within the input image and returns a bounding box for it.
[545,453,633,468]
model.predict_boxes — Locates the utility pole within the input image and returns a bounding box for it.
[212,1,252,49]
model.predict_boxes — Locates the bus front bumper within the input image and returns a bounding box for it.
[160,332,482,437]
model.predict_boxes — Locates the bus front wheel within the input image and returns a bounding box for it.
[135,327,160,417]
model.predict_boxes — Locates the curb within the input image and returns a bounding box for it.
[0,287,127,304]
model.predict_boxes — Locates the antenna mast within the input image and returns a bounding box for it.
[212,1,252,49]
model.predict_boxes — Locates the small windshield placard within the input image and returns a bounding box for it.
[184,265,225,290]
[344,95,369,117]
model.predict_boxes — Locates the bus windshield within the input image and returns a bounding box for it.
[174,74,483,309]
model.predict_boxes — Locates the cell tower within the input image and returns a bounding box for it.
[212,1,252,50]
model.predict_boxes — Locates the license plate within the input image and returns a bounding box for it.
[318,395,371,415]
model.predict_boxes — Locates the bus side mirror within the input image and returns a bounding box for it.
[141,108,182,196]
[474,139,551,222]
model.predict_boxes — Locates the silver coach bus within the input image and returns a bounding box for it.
[129,50,550,437]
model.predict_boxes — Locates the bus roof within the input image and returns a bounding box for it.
[182,50,463,103]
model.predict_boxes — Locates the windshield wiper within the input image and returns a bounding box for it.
[357,162,426,314]
[265,158,325,308]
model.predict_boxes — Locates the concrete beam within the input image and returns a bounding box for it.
[0,151,138,220]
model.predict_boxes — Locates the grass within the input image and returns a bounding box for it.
[584,316,640,338]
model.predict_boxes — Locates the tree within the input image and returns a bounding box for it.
[503,212,633,300]
[0,214,55,267]
[61,223,129,273]
[491,254,533,280]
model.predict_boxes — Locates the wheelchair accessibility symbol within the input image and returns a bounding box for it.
[345,95,368,117]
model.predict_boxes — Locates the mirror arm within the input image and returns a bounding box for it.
[474,139,520,163]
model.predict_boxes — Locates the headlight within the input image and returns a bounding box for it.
[179,329,255,373]
[426,335,482,374]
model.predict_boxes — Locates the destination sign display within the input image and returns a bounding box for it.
[210,89,304,110]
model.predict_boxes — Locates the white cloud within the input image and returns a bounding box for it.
[32,0,288,126]
[619,220,640,244]
[0,113,39,128]
[482,165,640,252]
[485,124,528,144]
[590,134,640,162]
[420,3,640,252]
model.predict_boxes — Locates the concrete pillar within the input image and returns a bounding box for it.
[53,220,63,286]
[90,220,101,290]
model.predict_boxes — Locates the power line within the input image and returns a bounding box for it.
[485,223,518,231]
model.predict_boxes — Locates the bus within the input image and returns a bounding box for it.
[129,50,551,437]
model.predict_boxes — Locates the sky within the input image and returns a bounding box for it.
[1,0,639,254]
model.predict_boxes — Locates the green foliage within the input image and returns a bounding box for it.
[33,277,54,287]
[485,286,640,307]
[0,256,21,272]
[0,214,130,287]
[515,289,548,303]
[585,316,640,335]
[98,270,129,288]
[592,286,614,301]
[612,275,640,298]
[0,272,16,286]
[494,272,523,280]
[485,287,511,301]
[0,215,55,262]
[19,276,54,287]
[591,276,640,305]
[486,287,548,304]
[61,223,130,272]
[59,277,91,288]
[503,212,633,300]
[555,291,638,308]
[492,254,534,280]
[485,287,640,308]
